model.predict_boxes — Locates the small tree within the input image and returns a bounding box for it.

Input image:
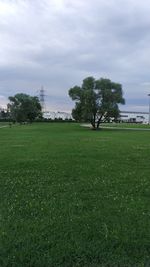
[8,93,42,123]
[69,77,125,129]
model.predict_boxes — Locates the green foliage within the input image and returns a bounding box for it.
[69,77,125,128]
[8,93,42,122]
[0,123,150,267]
[0,109,9,119]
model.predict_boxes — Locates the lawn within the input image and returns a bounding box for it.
[0,123,150,267]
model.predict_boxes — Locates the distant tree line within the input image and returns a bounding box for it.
[0,109,10,121]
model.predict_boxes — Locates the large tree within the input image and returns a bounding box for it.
[8,93,42,123]
[69,77,125,129]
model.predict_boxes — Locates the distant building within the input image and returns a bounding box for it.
[43,111,73,120]
[43,110,149,123]
[119,111,149,123]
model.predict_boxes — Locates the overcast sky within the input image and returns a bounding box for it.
[0,0,150,112]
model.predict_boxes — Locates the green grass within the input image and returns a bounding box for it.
[0,123,150,267]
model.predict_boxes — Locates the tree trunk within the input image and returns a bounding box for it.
[90,114,96,129]
[91,121,96,129]
[96,115,103,129]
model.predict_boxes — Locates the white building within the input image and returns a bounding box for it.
[43,110,149,123]
[120,111,149,123]
[43,111,73,120]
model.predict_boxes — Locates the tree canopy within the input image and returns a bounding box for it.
[69,77,125,129]
[8,93,42,123]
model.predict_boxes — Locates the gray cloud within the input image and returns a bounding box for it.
[0,0,150,111]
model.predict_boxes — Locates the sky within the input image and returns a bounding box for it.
[0,0,150,112]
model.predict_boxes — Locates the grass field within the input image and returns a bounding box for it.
[0,123,150,267]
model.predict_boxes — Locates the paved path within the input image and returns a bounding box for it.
[0,125,8,128]
[101,126,150,131]
[81,124,150,131]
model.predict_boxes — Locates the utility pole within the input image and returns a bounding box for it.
[148,94,150,124]
[39,86,45,112]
